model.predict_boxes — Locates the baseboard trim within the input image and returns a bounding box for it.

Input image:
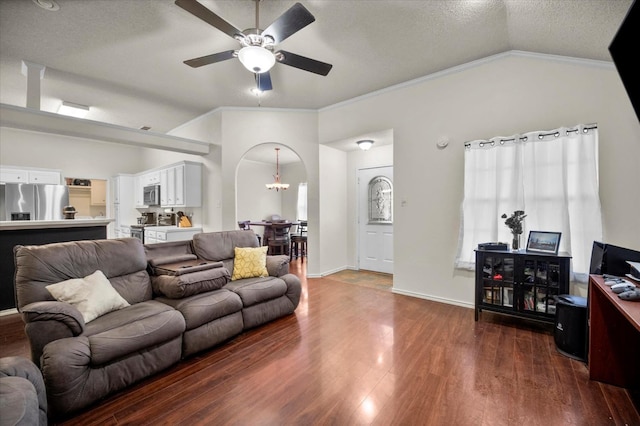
[391,288,473,309]
[0,308,19,317]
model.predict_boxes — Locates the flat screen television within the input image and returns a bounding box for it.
[589,241,640,277]
[609,0,640,123]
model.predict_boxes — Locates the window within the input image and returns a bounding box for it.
[455,125,602,282]
[296,182,307,221]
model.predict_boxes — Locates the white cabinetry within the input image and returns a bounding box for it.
[159,161,201,208]
[133,161,201,209]
[0,166,61,184]
[111,174,137,239]
[134,175,145,208]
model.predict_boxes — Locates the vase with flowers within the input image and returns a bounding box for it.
[501,210,526,251]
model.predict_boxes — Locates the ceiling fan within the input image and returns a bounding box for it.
[175,0,333,92]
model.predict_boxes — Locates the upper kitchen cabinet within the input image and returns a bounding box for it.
[90,179,107,206]
[0,166,61,184]
[160,161,201,208]
[134,161,201,208]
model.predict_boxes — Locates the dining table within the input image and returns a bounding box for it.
[247,221,300,247]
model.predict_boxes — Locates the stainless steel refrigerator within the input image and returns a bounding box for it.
[0,183,69,221]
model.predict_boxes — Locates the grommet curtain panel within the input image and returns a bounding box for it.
[455,124,602,283]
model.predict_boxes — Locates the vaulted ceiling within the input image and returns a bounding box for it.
[0,0,633,134]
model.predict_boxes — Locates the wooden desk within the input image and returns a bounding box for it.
[588,275,640,391]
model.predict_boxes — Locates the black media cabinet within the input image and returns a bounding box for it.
[475,249,571,324]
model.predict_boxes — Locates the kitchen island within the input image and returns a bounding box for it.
[0,218,114,311]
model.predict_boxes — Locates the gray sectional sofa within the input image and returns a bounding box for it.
[13,230,301,420]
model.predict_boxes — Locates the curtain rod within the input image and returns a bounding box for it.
[464,124,598,148]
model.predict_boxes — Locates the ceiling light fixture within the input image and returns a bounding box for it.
[357,140,374,151]
[266,147,289,191]
[57,101,90,118]
[238,46,276,74]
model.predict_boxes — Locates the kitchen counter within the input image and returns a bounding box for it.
[142,225,202,232]
[143,226,203,245]
[0,218,114,231]
[0,218,113,311]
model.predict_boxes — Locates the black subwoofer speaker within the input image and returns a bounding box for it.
[554,295,588,362]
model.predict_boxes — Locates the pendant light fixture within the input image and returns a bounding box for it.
[266,147,289,191]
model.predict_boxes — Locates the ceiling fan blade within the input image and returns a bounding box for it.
[276,50,332,76]
[262,2,315,44]
[256,72,273,91]
[175,0,243,39]
[183,50,236,68]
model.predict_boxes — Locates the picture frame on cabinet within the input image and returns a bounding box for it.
[526,231,561,255]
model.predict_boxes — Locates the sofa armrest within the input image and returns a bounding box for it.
[266,255,290,277]
[21,301,85,334]
[21,301,85,367]
[0,356,47,425]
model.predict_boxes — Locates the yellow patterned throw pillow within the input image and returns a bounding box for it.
[231,246,269,280]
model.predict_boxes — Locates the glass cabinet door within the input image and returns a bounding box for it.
[481,255,515,309]
[521,258,560,316]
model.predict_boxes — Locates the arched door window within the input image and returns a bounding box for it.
[368,176,392,224]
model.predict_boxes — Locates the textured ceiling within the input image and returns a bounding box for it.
[0,0,633,136]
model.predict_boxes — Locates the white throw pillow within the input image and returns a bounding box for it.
[46,270,130,323]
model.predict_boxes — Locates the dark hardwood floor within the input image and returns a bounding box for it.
[1,260,638,425]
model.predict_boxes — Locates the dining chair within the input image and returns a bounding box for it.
[290,220,307,262]
[267,222,292,256]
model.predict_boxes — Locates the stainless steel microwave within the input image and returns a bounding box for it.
[143,185,160,206]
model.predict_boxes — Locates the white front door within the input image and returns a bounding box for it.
[358,166,393,274]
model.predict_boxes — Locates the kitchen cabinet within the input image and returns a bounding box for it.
[159,161,201,208]
[134,175,145,207]
[142,171,160,186]
[90,179,107,206]
[0,166,61,184]
[111,174,137,239]
[28,170,61,184]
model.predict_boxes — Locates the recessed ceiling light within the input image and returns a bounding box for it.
[32,0,60,11]
[140,126,151,131]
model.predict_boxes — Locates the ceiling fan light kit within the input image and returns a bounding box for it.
[176,0,332,92]
[238,46,275,73]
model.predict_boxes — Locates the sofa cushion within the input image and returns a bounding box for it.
[46,270,130,323]
[14,238,150,310]
[231,246,268,280]
[83,300,186,366]
[151,267,231,299]
[224,276,287,307]
[156,289,243,330]
[192,230,259,262]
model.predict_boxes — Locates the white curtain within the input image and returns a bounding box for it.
[455,124,602,282]
[296,182,308,221]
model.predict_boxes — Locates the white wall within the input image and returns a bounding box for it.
[236,159,282,222]
[0,127,145,179]
[171,108,324,276]
[318,145,348,275]
[320,52,640,305]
